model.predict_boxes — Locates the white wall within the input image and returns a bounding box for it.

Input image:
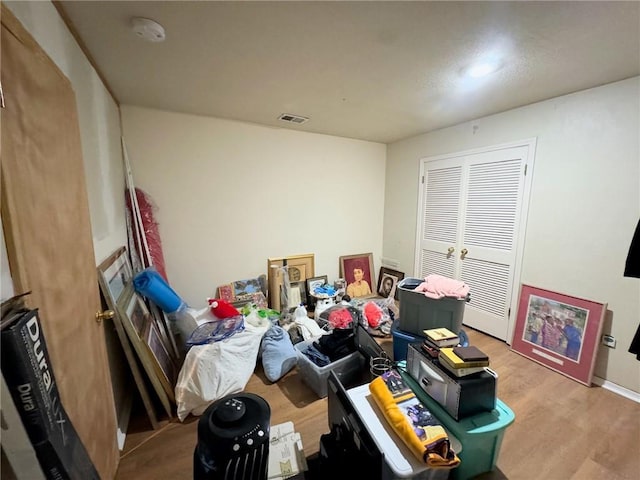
[385,77,640,393]
[120,106,387,307]
[4,0,130,447]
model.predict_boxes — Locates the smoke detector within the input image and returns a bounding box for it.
[131,17,166,42]
[278,113,309,124]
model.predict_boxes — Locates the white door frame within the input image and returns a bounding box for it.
[414,138,537,344]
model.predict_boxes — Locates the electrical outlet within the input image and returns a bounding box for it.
[602,334,616,348]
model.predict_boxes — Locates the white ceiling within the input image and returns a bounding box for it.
[58,1,640,144]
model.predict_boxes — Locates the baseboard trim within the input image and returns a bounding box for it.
[592,376,640,403]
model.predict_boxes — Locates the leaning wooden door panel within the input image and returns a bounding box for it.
[1,7,118,479]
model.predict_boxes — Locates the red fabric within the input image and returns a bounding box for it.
[208,298,241,319]
[125,188,168,281]
[364,302,383,328]
[328,308,354,329]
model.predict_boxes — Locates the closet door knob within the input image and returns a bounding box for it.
[447,247,455,254]
[95,309,114,323]
[460,248,468,259]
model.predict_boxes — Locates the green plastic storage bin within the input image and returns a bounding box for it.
[399,368,515,480]
[397,277,467,336]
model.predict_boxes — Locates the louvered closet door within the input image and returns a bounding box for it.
[417,144,531,341]
[417,158,463,280]
[459,147,528,339]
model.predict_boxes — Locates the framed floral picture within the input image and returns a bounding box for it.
[339,253,375,298]
[510,284,607,386]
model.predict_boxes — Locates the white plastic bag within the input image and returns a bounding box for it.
[174,317,270,421]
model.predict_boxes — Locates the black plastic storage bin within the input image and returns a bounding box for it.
[397,277,467,336]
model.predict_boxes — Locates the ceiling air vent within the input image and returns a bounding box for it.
[278,113,309,124]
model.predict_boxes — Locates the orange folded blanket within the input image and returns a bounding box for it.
[369,370,460,469]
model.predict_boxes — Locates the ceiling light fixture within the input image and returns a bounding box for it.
[131,17,166,43]
[465,59,502,78]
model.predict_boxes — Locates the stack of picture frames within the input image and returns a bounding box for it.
[97,247,181,428]
[267,254,315,311]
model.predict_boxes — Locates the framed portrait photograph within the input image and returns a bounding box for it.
[377,267,405,299]
[510,284,607,386]
[339,253,375,299]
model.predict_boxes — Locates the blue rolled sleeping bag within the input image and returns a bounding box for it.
[133,268,184,313]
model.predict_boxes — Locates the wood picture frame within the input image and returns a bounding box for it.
[510,284,607,386]
[117,285,175,415]
[339,253,375,298]
[377,267,405,299]
[97,247,161,427]
[98,246,133,307]
[267,254,315,310]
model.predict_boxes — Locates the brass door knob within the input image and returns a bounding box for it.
[95,310,115,323]
[447,247,455,254]
[460,248,468,259]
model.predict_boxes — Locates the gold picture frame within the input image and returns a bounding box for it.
[267,254,315,310]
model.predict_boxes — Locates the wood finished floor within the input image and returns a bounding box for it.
[115,328,640,480]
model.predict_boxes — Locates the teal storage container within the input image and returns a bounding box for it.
[399,368,515,480]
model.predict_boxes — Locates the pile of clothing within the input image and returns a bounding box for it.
[300,327,357,367]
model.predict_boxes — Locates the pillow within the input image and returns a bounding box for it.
[261,325,298,382]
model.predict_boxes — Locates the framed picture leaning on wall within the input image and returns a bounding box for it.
[267,254,315,310]
[97,247,163,427]
[377,267,405,299]
[339,253,375,299]
[510,284,606,386]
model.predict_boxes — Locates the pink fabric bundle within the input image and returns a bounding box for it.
[415,274,470,300]
[328,308,354,329]
[363,301,384,328]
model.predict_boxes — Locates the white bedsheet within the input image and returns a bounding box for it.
[175,314,270,421]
